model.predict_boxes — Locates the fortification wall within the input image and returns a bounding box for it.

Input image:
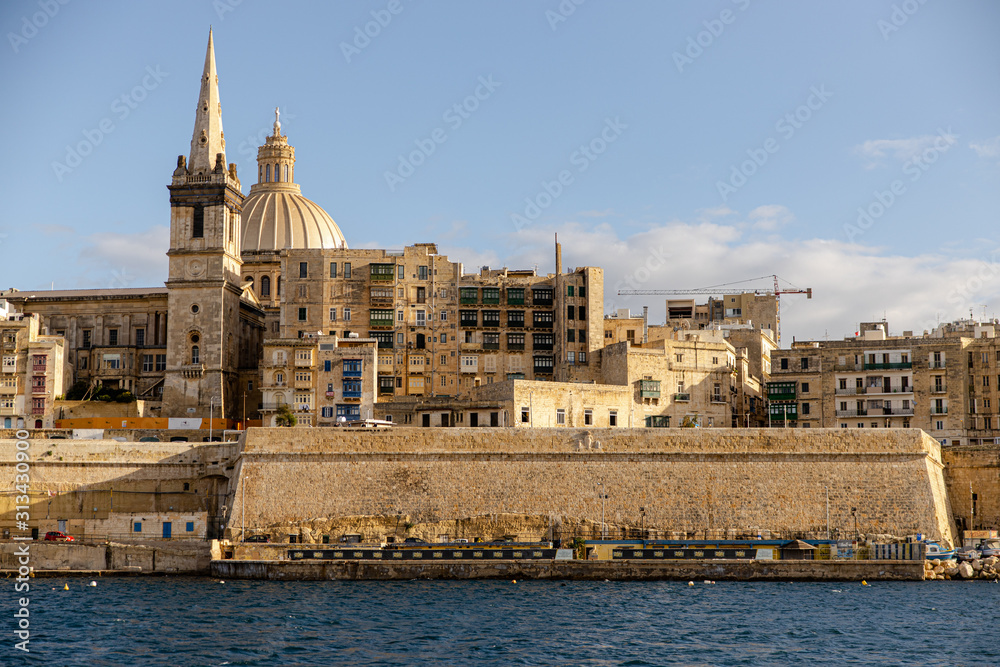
[942,444,1000,531]
[229,427,956,545]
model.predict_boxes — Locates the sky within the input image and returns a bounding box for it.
[1,0,999,343]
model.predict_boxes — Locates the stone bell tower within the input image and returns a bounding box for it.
[162,29,245,419]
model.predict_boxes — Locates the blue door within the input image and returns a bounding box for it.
[3,418,9,428]
[162,522,172,539]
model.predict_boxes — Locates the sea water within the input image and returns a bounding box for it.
[3,577,998,665]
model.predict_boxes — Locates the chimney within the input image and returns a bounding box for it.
[643,306,648,343]
[555,234,562,275]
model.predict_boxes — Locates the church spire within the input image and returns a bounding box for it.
[188,28,226,174]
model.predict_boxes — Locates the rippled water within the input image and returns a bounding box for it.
[3,577,998,665]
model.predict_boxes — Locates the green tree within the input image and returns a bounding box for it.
[274,404,297,427]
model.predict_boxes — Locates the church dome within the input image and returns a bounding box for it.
[241,187,347,252]
[240,109,347,252]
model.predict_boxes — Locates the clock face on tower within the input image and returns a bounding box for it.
[188,259,205,278]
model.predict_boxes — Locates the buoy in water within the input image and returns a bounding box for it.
[512,580,517,584]
[861,580,869,586]
[89,581,97,587]
[688,581,694,587]
[63,584,69,590]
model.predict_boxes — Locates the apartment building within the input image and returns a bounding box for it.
[276,240,604,401]
[1,312,71,429]
[259,334,377,427]
[766,320,1000,446]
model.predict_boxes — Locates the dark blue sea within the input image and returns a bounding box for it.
[3,577,998,665]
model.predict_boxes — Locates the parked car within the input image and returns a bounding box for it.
[43,531,74,542]
[243,535,270,543]
[956,548,981,562]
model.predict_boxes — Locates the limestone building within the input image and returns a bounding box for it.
[0,312,70,429]
[766,319,1000,446]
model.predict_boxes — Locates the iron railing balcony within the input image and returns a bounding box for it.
[864,362,912,370]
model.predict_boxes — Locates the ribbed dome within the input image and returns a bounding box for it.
[241,185,347,252]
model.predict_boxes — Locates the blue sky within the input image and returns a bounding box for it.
[2,0,999,341]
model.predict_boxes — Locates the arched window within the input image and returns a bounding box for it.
[191,345,200,364]
[283,164,289,182]
[265,164,270,182]
[274,163,280,182]
[244,275,253,286]
[275,372,284,385]
[277,276,282,296]
[260,275,270,296]
[259,165,262,183]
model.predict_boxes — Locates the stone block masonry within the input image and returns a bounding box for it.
[228,427,956,545]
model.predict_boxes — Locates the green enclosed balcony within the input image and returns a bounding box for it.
[460,288,479,305]
[766,382,797,401]
[506,288,525,306]
[768,405,798,421]
[640,379,661,398]
[369,263,395,281]
[369,309,394,328]
[482,288,501,305]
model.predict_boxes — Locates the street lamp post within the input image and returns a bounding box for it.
[597,481,607,539]
[851,506,858,547]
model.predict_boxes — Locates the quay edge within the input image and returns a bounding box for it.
[210,559,925,582]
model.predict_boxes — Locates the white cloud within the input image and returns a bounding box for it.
[969,136,1000,159]
[747,204,794,231]
[501,214,1000,342]
[854,132,958,169]
[77,226,169,288]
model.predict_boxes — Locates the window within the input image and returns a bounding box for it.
[801,358,809,370]
[533,333,554,350]
[298,307,307,322]
[416,287,426,304]
[329,308,337,322]
[142,355,154,372]
[507,311,525,327]
[82,330,91,348]
[329,262,337,278]
[108,329,118,346]
[567,285,574,297]
[102,354,121,369]
[801,382,809,393]
[192,206,203,238]
[780,358,789,370]
[507,333,525,350]
[297,284,307,299]
[416,310,426,327]
[418,265,429,280]
[482,287,500,304]
[584,409,593,425]
[483,310,500,327]
[343,308,351,322]
[521,407,530,423]
[567,329,575,342]
[532,288,554,305]
[440,310,448,322]
[802,403,810,415]
[135,328,145,346]
[579,351,586,363]
[579,306,586,320]
[579,286,586,298]
[344,263,351,279]
[609,410,617,427]
[370,331,393,349]
[556,409,566,425]
[261,276,270,296]
[155,354,166,371]
[191,346,200,364]
[299,262,308,279]
[567,351,575,363]
[460,310,478,327]
[579,329,586,343]
[441,355,447,365]
[134,522,142,533]
[483,333,500,350]
[533,311,554,328]
[507,288,525,305]
[567,305,575,320]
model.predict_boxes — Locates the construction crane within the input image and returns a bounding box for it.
[617,275,812,345]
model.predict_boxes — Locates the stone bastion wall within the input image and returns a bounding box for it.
[228,427,956,545]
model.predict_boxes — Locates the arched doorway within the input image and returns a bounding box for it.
[34,419,42,429]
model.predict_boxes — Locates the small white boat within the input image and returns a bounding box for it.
[924,541,957,560]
